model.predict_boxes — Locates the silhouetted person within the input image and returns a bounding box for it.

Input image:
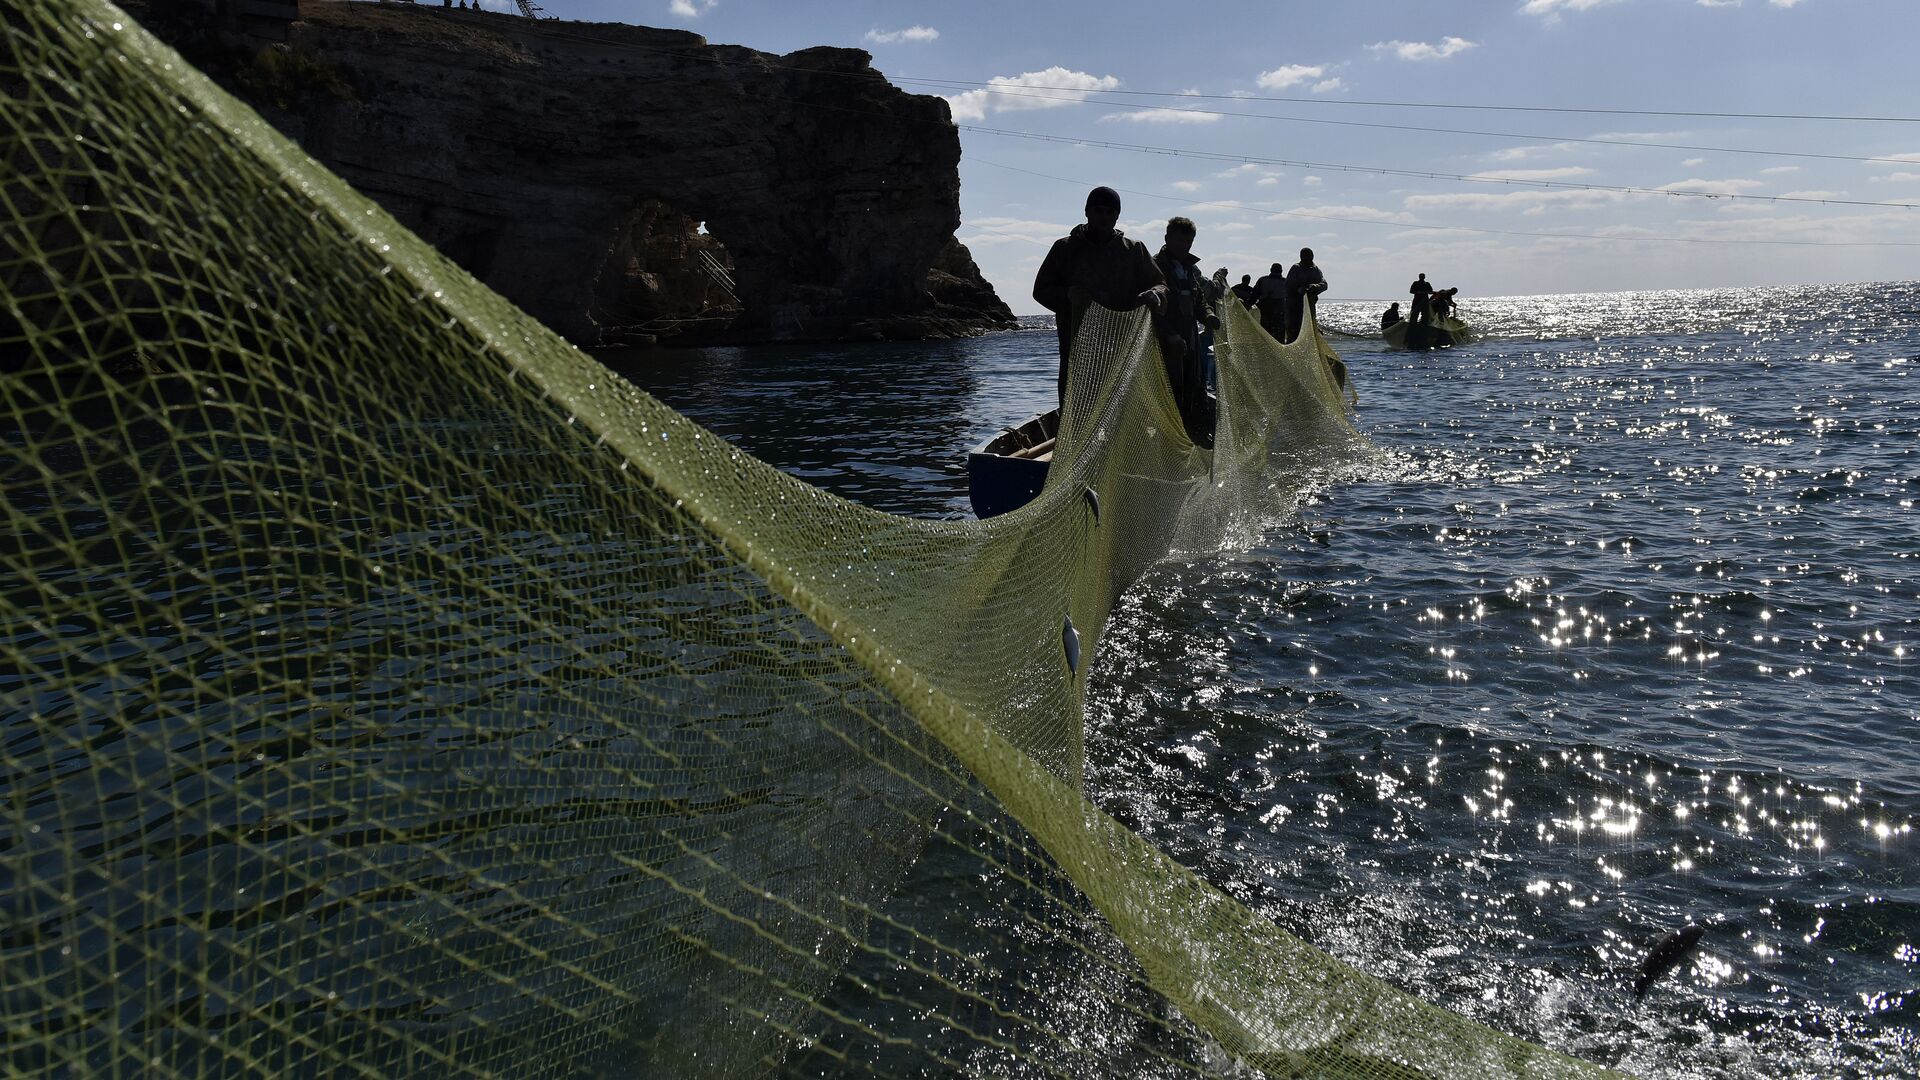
[1153,217,1217,443]
[1409,272,1434,325]
[1231,273,1257,307]
[1431,286,1459,320]
[1282,247,1327,344]
[1033,186,1168,406]
[1253,262,1287,340]
[1381,302,1402,329]
[1200,268,1229,393]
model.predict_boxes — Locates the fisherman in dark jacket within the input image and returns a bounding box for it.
[1252,262,1288,340]
[1409,272,1434,324]
[1381,302,1402,329]
[1152,217,1217,443]
[1033,186,1168,406]
[1230,273,1257,308]
[1282,247,1327,344]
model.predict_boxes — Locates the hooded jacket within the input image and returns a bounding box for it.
[1033,225,1167,370]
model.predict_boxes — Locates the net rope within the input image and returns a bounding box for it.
[0,2,1625,1075]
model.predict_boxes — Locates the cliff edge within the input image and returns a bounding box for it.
[139,0,1018,345]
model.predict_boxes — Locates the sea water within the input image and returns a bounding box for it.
[604,280,1919,1077]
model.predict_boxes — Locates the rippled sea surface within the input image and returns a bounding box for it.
[608,281,1920,1078]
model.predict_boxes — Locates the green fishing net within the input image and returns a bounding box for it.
[0,1,1626,1075]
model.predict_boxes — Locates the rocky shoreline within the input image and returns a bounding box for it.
[134,0,1017,346]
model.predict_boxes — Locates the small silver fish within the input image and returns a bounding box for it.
[1633,923,1705,999]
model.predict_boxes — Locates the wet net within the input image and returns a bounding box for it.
[0,1,1625,1076]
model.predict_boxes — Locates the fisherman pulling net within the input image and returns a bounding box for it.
[0,1,1624,1075]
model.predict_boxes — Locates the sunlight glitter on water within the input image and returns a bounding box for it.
[1090,283,1920,1075]
[625,281,1920,1077]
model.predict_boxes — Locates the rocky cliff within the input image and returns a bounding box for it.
[138,0,1017,345]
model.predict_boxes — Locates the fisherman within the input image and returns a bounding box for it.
[1380,302,1402,329]
[1230,273,1258,308]
[1032,186,1168,406]
[1282,247,1328,344]
[1431,286,1459,321]
[1409,272,1434,325]
[1252,262,1288,340]
[1152,218,1217,442]
[1200,268,1230,392]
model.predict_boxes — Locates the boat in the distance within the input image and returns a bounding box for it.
[967,409,1058,518]
[1383,314,1474,350]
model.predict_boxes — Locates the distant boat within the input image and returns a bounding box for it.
[967,409,1058,518]
[1383,314,1474,350]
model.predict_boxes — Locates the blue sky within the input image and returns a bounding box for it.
[487,0,1920,312]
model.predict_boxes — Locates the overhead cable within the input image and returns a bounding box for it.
[934,85,1920,168]
[970,159,1920,249]
[963,125,1920,211]
[890,78,1920,125]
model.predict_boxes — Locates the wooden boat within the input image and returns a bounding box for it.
[967,409,1058,518]
[1383,314,1473,350]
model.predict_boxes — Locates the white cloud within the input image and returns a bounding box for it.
[1215,163,1261,179]
[1304,176,1323,187]
[1100,107,1222,124]
[1312,78,1345,94]
[956,216,1069,249]
[1869,152,1920,167]
[1216,222,1255,232]
[1657,177,1765,195]
[1404,188,1631,213]
[943,67,1121,122]
[1682,157,1706,167]
[957,232,1040,249]
[1489,142,1581,162]
[1368,37,1477,61]
[1288,204,1408,222]
[1469,167,1596,181]
[1590,129,1695,142]
[1870,171,1920,183]
[1777,190,1845,200]
[864,26,938,45]
[1521,0,1621,15]
[1171,180,1201,192]
[1696,0,1740,7]
[1256,177,1280,186]
[1760,165,1801,175]
[1770,0,1804,6]
[1256,65,1325,90]
[669,0,716,16]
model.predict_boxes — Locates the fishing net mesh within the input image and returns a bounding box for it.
[0,1,1622,1076]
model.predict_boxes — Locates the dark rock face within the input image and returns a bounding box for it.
[144,1,1016,345]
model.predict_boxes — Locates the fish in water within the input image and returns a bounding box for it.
[1633,923,1705,999]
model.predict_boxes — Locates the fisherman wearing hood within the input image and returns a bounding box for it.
[1033,186,1168,406]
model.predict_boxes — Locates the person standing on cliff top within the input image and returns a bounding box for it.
[1032,186,1167,407]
